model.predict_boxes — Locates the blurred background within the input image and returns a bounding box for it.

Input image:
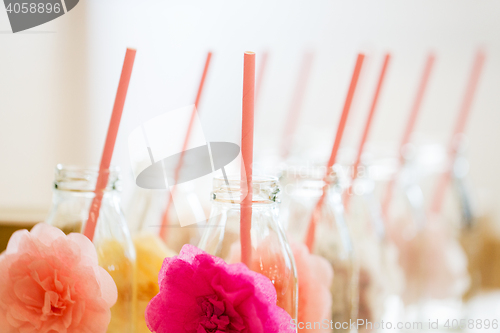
[1,0,499,224]
[2,0,500,329]
[1,0,500,292]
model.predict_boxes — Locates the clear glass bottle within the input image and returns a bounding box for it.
[126,186,209,254]
[125,179,213,333]
[382,146,469,321]
[46,164,136,333]
[198,175,298,322]
[425,139,497,303]
[280,166,359,332]
[125,187,178,333]
[344,164,404,330]
[452,151,500,324]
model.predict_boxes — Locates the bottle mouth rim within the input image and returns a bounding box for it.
[55,164,121,172]
[54,164,121,192]
[212,175,280,204]
[280,164,339,183]
[213,174,278,185]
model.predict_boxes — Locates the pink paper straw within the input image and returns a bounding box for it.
[83,48,137,242]
[430,50,485,215]
[160,52,212,240]
[305,53,365,251]
[241,51,255,267]
[344,53,391,210]
[280,52,314,160]
[381,53,435,218]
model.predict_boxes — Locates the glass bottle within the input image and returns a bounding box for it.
[125,183,210,254]
[125,187,178,333]
[46,164,136,333]
[383,146,469,321]
[344,163,404,330]
[421,138,495,302]
[125,178,213,332]
[451,150,500,324]
[280,166,359,332]
[198,175,298,322]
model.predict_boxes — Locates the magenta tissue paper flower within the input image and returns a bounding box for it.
[0,223,118,333]
[145,244,295,333]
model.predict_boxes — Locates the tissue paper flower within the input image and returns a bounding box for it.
[0,223,117,333]
[145,244,294,333]
[292,242,333,333]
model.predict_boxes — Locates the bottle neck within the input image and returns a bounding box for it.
[51,164,121,208]
[51,187,120,202]
[281,166,342,200]
[47,165,123,234]
[53,164,121,192]
[211,175,280,208]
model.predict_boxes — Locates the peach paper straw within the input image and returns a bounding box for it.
[280,52,314,160]
[305,53,365,251]
[83,48,136,242]
[344,53,391,210]
[381,53,435,219]
[430,50,485,215]
[241,51,255,267]
[160,52,212,240]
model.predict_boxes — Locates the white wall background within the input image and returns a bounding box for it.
[1,0,499,222]
[0,2,89,221]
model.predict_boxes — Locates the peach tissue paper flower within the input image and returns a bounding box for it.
[145,244,295,333]
[0,223,118,333]
[291,242,333,333]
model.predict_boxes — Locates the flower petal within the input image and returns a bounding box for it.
[30,223,66,247]
[66,233,98,267]
[4,229,31,255]
[14,276,45,309]
[96,266,118,308]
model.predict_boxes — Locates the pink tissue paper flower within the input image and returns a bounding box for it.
[0,223,118,333]
[291,242,333,333]
[145,244,295,333]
